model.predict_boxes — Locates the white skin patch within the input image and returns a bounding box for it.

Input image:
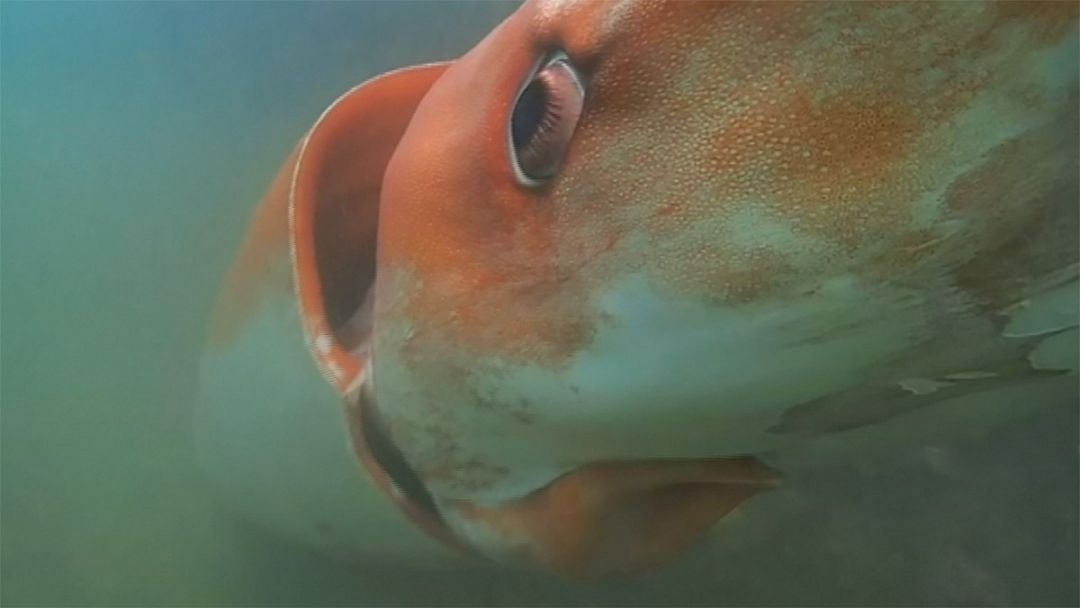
[314,333,333,355]
[1003,279,1079,338]
[1028,328,1079,372]
[439,503,536,565]
[898,377,955,396]
[326,360,343,380]
[942,371,999,381]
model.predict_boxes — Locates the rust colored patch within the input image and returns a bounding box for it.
[445,456,779,579]
[374,5,605,368]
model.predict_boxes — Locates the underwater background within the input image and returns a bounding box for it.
[1,1,1077,606]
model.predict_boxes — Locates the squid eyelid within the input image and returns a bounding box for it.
[508,51,586,188]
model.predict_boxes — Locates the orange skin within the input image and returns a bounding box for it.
[378,1,1077,365]
[210,0,1078,578]
[372,0,1077,576]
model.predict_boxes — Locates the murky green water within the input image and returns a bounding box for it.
[2,2,1077,606]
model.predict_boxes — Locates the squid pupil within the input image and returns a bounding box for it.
[511,78,549,152]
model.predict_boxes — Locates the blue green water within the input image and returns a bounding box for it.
[1,2,1077,606]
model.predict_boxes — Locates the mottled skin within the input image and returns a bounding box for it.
[379,1,1076,362]
[206,0,1079,579]
[370,0,1078,575]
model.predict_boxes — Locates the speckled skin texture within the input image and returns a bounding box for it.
[338,0,1080,575]
[379,1,1075,357]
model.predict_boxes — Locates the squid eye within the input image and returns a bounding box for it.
[509,53,585,187]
